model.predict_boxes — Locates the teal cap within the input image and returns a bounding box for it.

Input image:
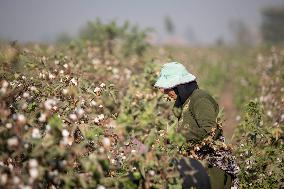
[154,62,196,89]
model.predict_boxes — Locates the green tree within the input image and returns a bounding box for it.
[79,18,150,58]
[164,16,175,35]
[261,6,284,44]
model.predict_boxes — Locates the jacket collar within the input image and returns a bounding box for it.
[182,88,198,109]
[172,89,198,119]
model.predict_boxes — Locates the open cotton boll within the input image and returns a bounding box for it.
[16,114,26,126]
[69,113,77,121]
[90,100,97,106]
[75,107,85,117]
[22,92,30,98]
[38,113,47,122]
[44,99,57,111]
[94,87,101,93]
[96,185,106,189]
[7,137,19,147]
[102,137,111,148]
[29,167,39,179]
[48,73,56,80]
[2,80,9,88]
[62,129,70,137]
[98,114,104,120]
[29,159,38,168]
[32,128,41,139]
[70,78,78,86]
[100,83,106,88]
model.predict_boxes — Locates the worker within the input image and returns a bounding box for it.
[154,62,239,189]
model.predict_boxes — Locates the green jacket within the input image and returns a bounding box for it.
[172,89,219,143]
[173,89,233,189]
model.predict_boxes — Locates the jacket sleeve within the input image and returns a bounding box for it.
[192,97,218,136]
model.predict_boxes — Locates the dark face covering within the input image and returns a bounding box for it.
[173,81,199,107]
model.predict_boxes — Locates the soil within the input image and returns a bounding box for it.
[218,83,238,141]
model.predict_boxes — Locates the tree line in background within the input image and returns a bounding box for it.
[261,6,284,44]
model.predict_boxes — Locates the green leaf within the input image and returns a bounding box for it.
[27,101,37,111]
[48,114,63,131]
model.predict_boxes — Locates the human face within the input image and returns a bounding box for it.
[159,88,177,100]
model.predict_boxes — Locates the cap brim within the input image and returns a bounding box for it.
[154,74,196,89]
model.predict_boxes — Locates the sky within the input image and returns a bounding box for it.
[0,0,283,44]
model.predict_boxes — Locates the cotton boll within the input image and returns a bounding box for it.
[92,59,101,65]
[29,159,38,168]
[29,167,39,179]
[5,123,12,129]
[13,176,20,184]
[102,137,111,148]
[148,170,155,176]
[267,110,273,117]
[90,100,97,107]
[45,124,51,132]
[38,113,47,122]
[75,107,85,118]
[0,173,7,184]
[94,87,101,93]
[63,64,69,69]
[94,117,100,123]
[62,129,69,137]
[30,86,37,91]
[70,78,78,86]
[2,80,9,88]
[32,128,41,139]
[22,92,30,98]
[98,114,104,120]
[280,114,284,122]
[21,102,28,110]
[100,83,106,88]
[16,114,26,126]
[44,99,57,111]
[24,143,29,149]
[7,137,19,147]
[98,147,105,153]
[48,73,56,80]
[69,113,77,121]
[62,88,68,95]
[96,185,106,189]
